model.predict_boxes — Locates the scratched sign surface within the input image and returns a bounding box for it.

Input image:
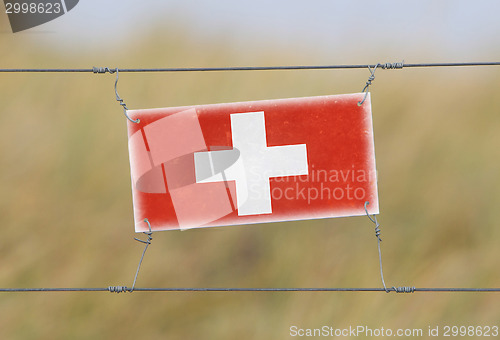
[127,93,378,232]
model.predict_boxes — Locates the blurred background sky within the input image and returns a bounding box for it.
[3,0,500,61]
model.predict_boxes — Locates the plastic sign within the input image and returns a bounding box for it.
[127,93,378,232]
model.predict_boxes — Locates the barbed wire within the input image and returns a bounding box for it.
[0,61,499,73]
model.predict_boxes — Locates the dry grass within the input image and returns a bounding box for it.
[1,17,500,340]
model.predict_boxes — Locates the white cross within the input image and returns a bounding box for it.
[194,111,308,216]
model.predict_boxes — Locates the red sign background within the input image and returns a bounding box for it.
[127,93,378,232]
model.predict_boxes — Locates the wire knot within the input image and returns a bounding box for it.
[111,68,140,123]
[134,218,153,245]
[92,67,116,74]
[128,219,154,293]
[108,286,129,293]
[380,61,404,70]
[358,64,378,106]
[365,73,375,87]
[93,66,138,122]
[374,224,382,241]
[134,232,153,245]
[364,201,382,242]
[358,61,404,106]
[391,286,415,293]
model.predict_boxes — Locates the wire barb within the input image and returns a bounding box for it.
[108,286,129,293]
[92,67,115,74]
[379,61,405,70]
[391,286,415,293]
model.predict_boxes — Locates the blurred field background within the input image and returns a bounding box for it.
[1,2,500,339]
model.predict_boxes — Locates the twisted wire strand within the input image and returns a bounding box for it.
[358,64,379,106]
[364,201,389,292]
[91,67,139,123]
[379,61,405,69]
[364,201,416,294]
[112,68,139,123]
[107,219,154,294]
[130,219,154,292]
[108,286,129,293]
[92,67,115,74]
[392,286,416,293]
